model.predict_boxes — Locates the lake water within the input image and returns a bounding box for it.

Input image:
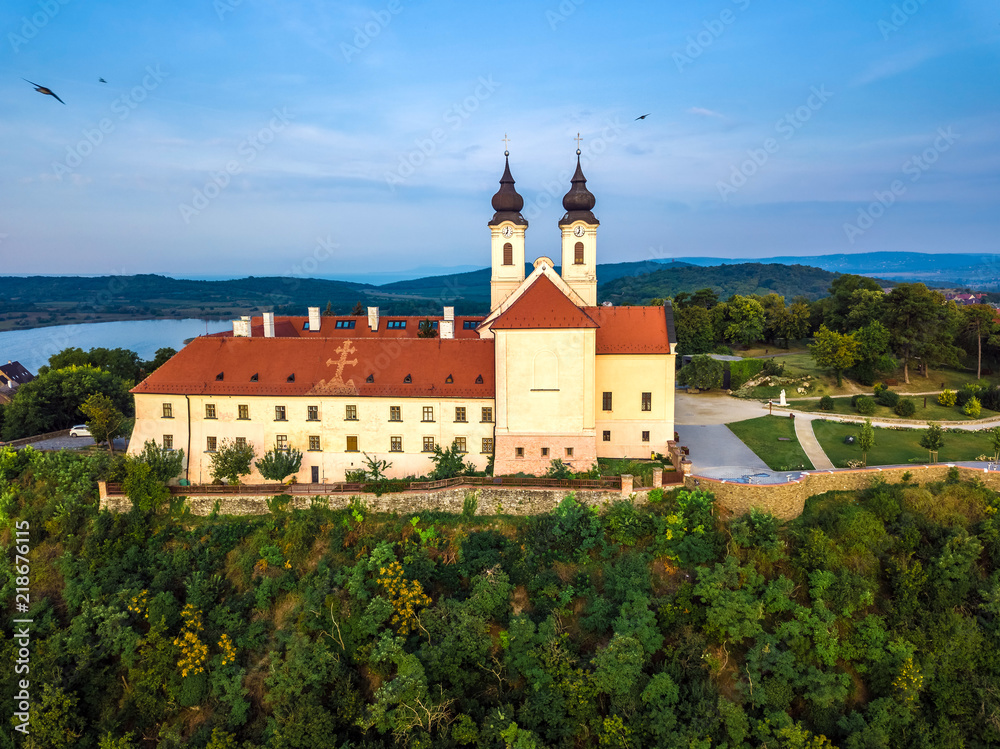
[0,319,232,373]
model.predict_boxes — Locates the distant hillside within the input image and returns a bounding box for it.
[599,262,843,304]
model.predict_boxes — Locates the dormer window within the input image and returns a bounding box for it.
[475,374,484,384]
[287,374,295,382]
[404,374,412,383]
[215,372,224,381]
[445,374,453,384]
[250,373,258,382]
[366,374,374,383]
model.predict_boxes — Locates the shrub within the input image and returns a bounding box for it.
[728,358,766,390]
[678,355,724,390]
[855,396,876,415]
[894,398,916,418]
[938,389,957,407]
[876,389,899,408]
[957,383,984,407]
[762,359,785,377]
[873,382,886,396]
[964,396,982,418]
[819,395,835,411]
[851,394,862,408]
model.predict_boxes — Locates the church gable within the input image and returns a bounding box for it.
[490,274,598,330]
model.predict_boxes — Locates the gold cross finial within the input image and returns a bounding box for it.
[502,133,510,155]
[574,132,583,149]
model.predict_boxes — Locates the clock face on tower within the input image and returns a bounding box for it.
[501,226,514,238]
[573,225,585,237]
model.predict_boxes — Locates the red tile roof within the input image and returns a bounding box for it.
[132,336,495,398]
[211,315,484,339]
[490,275,598,329]
[587,306,671,354]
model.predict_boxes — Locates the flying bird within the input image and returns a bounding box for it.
[99,77,107,83]
[635,113,651,120]
[23,78,65,104]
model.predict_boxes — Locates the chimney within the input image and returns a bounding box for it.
[263,312,275,338]
[368,306,380,331]
[233,316,251,337]
[308,306,321,332]
[441,306,455,339]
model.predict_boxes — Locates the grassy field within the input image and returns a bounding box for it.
[812,420,998,468]
[726,415,815,471]
[789,396,994,423]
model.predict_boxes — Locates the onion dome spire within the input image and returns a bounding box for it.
[558,138,599,227]
[488,141,527,227]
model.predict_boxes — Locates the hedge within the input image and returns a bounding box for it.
[729,358,766,390]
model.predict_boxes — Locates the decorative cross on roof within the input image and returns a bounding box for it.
[574,132,583,148]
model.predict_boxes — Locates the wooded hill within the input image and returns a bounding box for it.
[3,446,999,748]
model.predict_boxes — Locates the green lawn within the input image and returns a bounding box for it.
[812,420,997,468]
[789,396,994,423]
[726,415,815,471]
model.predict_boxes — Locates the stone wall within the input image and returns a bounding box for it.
[688,464,1000,520]
[100,484,650,517]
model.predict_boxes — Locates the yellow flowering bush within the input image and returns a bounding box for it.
[173,604,208,677]
[376,560,431,634]
[893,655,923,706]
[218,634,236,666]
[128,589,149,619]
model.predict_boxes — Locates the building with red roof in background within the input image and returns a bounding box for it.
[128,147,676,481]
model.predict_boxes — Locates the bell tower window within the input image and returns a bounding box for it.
[503,242,513,265]
[574,242,584,264]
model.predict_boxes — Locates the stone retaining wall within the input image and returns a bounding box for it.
[688,464,1000,520]
[99,484,651,517]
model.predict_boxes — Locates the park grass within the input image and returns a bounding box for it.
[726,415,815,471]
[812,420,998,468]
[788,396,993,423]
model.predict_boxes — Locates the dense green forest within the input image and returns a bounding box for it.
[601,263,845,306]
[3,446,1000,748]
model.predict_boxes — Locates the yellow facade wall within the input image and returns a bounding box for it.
[130,393,495,483]
[594,353,676,458]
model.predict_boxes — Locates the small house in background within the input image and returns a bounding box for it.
[0,361,35,404]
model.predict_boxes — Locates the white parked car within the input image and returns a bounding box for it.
[69,425,91,437]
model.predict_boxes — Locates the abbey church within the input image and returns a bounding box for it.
[128,148,676,482]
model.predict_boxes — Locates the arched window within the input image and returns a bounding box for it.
[503,242,513,265]
[574,242,584,265]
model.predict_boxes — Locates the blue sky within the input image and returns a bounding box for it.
[2,0,999,280]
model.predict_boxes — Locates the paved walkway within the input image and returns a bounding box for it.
[675,424,769,473]
[793,415,834,469]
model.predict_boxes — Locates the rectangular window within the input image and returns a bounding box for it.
[308,435,321,451]
[515,447,524,458]
[389,406,401,421]
[335,319,356,329]
[205,403,216,419]
[603,431,611,442]
[163,434,173,449]
[422,437,435,452]
[275,405,286,421]
[602,392,612,411]
[307,405,319,421]
[482,437,494,453]
[386,320,407,329]
[206,436,217,452]
[238,404,249,420]
[276,435,288,450]
[565,447,574,457]
[390,436,402,452]
[162,403,173,418]
[235,437,247,448]
[455,407,466,422]
[463,320,482,330]
[642,431,650,442]
[346,436,359,452]
[345,405,358,421]
[422,406,434,422]
[481,407,493,423]
[455,437,467,453]
[642,392,652,412]
[541,447,549,457]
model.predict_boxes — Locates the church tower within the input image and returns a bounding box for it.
[489,148,528,311]
[558,145,599,306]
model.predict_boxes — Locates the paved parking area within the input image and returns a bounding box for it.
[675,424,769,473]
[25,436,129,451]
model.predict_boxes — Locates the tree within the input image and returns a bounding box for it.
[134,439,184,482]
[429,441,473,479]
[675,305,716,355]
[883,283,960,383]
[352,300,365,315]
[0,365,132,441]
[42,346,143,383]
[859,419,875,468]
[851,320,896,385]
[417,319,439,338]
[122,459,171,514]
[809,325,858,387]
[324,300,334,315]
[144,347,176,374]
[780,301,812,346]
[845,288,886,330]
[723,295,766,347]
[958,304,999,380]
[823,274,884,332]
[677,355,724,390]
[210,439,256,484]
[758,293,787,345]
[919,422,944,464]
[255,447,303,482]
[362,452,392,481]
[80,393,126,453]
